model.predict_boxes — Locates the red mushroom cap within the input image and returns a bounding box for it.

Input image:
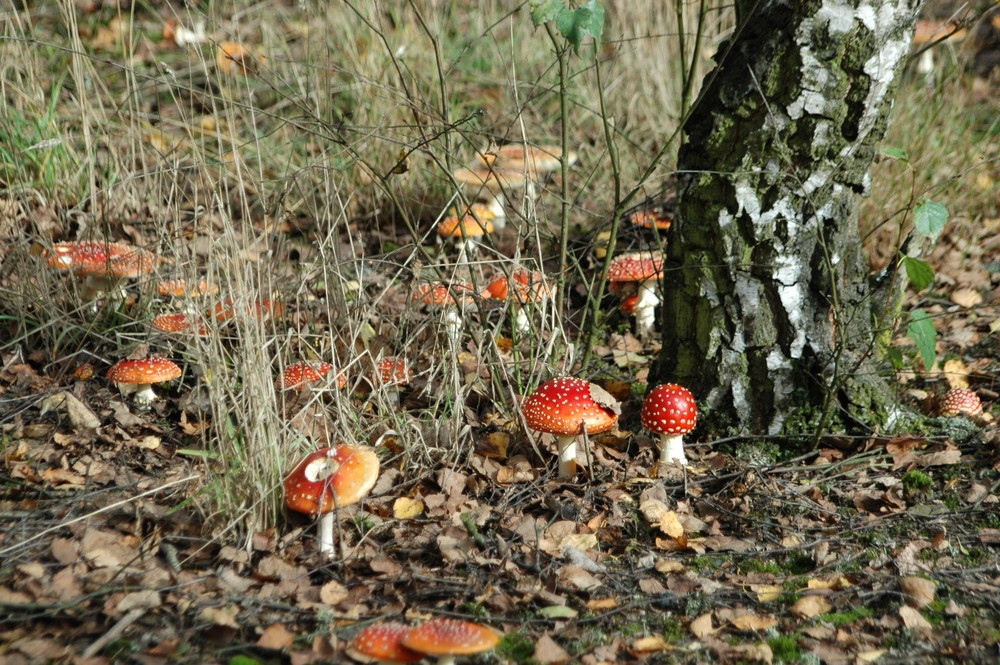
[279,362,335,390]
[641,384,698,436]
[401,619,500,658]
[349,623,423,663]
[413,283,477,306]
[607,251,665,283]
[284,445,380,516]
[627,208,672,230]
[376,357,413,386]
[152,313,206,334]
[157,279,218,297]
[213,298,284,322]
[483,270,554,304]
[106,357,182,385]
[48,241,158,278]
[620,295,639,316]
[940,388,982,417]
[522,377,619,437]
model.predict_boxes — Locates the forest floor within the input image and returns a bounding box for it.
[3,3,1000,665]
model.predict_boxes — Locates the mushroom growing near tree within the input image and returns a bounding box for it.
[284,445,380,557]
[401,619,500,665]
[522,377,620,478]
[939,388,982,417]
[641,383,698,466]
[607,251,665,338]
[106,357,182,408]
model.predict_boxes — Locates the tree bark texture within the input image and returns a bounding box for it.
[659,0,922,433]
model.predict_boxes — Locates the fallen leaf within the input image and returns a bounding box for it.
[393,496,424,519]
[856,648,887,663]
[898,605,933,635]
[899,576,936,608]
[319,580,349,606]
[257,623,295,650]
[750,584,783,603]
[630,635,672,653]
[950,287,983,308]
[729,614,779,631]
[689,612,715,638]
[38,391,100,430]
[658,510,684,539]
[534,634,570,665]
[791,595,832,619]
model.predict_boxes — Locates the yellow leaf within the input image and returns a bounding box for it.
[750,584,783,602]
[807,576,853,591]
[730,614,779,631]
[856,648,887,663]
[393,497,424,519]
[631,635,672,653]
[689,612,715,638]
[658,510,684,539]
[942,358,969,389]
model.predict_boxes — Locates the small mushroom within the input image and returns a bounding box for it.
[106,357,182,407]
[939,388,982,417]
[452,165,533,225]
[483,269,554,335]
[641,383,698,466]
[607,251,665,338]
[279,361,341,390]
[284,445,380,557]
[401,619,500,665]
[437,204,495,261]
[348,622,423,664]
[48,241,158,303]
[375,357,413,405]
[413,282,477,347]
[522,377,620,478]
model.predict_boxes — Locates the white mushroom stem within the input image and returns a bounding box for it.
[659,433,688,466]
[483,193,506,222]
[443,307,462,347]
[555,435,578,478]
[634,278,661,337]
[318,513,335,557]
[513,307,531,335]
[81,276,127,303]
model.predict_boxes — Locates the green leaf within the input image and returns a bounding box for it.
[902,255,934,291]
[907,309,937,372]
[538,605,579,619]
[878,147,909,161]
[529,0,565,26]
[913,199,947,242]
[555,1,605,51]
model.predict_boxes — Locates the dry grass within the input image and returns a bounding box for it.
[1,0,994,542]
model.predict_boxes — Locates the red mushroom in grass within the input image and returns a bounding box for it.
[348,622,423,664]
[106,357,182,408]
[284,445,380,557]
[375,357,413,405]
[483,270,554,335]
[437,204,495,261]
[608,251,665,338]
[401,619,500,665]
[279,361,336,390]
[522,377,620,478]
[641,383,698,466]
[413,282,477,347]
[152,313,207,335]
[940,388,982,417]
[48,241,158,303]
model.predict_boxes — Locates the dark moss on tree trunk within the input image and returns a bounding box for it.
[656,0,922,433]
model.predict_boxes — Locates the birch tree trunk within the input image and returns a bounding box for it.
[658,0,922,433]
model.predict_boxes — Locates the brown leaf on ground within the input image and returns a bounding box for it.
[899,576,936,608]
[689,612,715,638]
[257,623,296,650]
[791,595,832,619]
[899,605,933,635]
[534,634,571,665]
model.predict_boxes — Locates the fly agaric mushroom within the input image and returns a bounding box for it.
[939,388,982,417]
[608,251,665,338]
[641,383,698,466]
[437,204,495,260]
[375,357,413,405]
[279,361,340,390]
[413,282,477,347]
[152,313,207,335]
[485,142,578,174]
[156,278,218,298]
[284,445,380,557]
[348,622,423,664]
[106,357,182,407]
[452,165,533,225]
[627,207,672,230]
[48,241,158,302]
[522,377,620,478]
[401,619,500,665]
[483,269,554,335]
[212,298,284,322]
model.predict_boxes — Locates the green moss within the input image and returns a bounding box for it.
[741,558,782,575]
[818,607,874,626]
[902,470,933,492]
[661,617,685,643]
[768,633,801,662]
[497,632,536,662]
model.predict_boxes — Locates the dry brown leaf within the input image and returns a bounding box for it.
[942,358,970,389]
[534,634,571,665]
[856,648,887,663]
[38,391,100,430]
[899,576,936,608]
[791,595,831,619]
[200,605,240,628]
[319,580,349,606]
[807,576,853,591]
[257,623,295,651]
[630,635,672,654]
[689,612,715,638]
[725,642,773,664]
[750,584,783,602]
[655,558,685,574]
[556,565,602,591]
[586,598,618,611]
[116,590,161,612]
[950,287,983,308]
[729,614,779,631]
[658,510,685,539]
[898,605,933,634]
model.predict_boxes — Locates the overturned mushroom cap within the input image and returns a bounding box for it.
[401,619,500,659]
[106,357,182,385]
[349,622,423,663]
[284,445,380,516]
[522,377,619,437]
